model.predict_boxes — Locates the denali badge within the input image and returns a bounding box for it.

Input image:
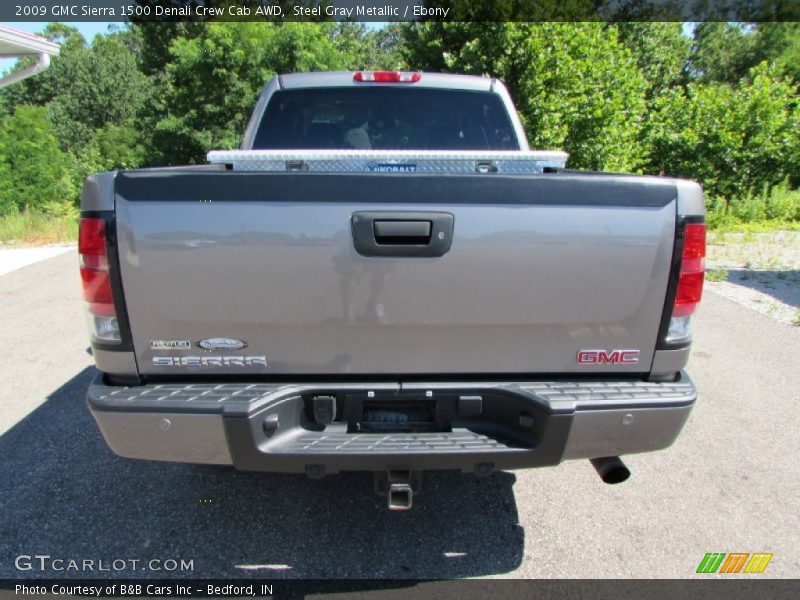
[153,356,267,367]
[197,338,247,351]
[577,349,640,365]
[150,340,191,350]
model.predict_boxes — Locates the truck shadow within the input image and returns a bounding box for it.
[0,368,524,580]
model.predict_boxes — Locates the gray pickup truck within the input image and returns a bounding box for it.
[81,71,705,509]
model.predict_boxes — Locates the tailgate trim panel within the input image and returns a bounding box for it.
[116,171,678,208]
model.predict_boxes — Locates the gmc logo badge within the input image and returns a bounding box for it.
[577,349,640,365]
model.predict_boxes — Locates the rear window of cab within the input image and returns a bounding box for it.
[253,87,520,151]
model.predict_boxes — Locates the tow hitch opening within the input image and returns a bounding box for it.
[388,483,413,511]
[375,471,420,511]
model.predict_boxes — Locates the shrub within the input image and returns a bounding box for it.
[729,192,768,222]
[763,183,800,221]
[705,268,729,282]
[705,180,800,228]
[0,106,78,216]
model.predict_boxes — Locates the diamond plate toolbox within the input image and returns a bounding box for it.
[207,149,569,174]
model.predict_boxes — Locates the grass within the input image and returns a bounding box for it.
[706,183,800,232]
[793,310,800,327]
[706,229,800,271]
[705,268,729,282]
[707,218,800,233]
[0,211,78,246]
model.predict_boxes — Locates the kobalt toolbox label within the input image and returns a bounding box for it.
[365,162,417,173]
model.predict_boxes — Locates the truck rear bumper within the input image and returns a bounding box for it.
[87,374,696,475]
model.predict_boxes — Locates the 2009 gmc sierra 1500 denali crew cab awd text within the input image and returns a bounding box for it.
[81,71,704,509]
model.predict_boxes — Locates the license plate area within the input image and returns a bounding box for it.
[346,391,448,433]
[357,399,440,433]
[302,391,451,433]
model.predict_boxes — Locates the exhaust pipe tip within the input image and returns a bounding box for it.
[590,456,631,484]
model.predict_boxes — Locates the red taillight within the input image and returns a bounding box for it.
[673,274,704,316]
[78,218,106,256]
[79,217,121,343]
[672,223,706,318]
[683,222,706,259]
[80,268,113,304]
[353,71,421,83]
[87,302,117,317]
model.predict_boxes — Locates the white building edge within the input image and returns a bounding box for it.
[0,24,60,88]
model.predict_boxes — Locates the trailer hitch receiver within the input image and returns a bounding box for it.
[374,471,420,511]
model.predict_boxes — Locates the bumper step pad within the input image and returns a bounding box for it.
[284,430,513,454]
[90,379,696,413]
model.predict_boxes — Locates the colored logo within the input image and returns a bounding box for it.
[577,349,640,365]
[696,552,773,574]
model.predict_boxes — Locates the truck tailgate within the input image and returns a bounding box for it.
[114,171,676,376]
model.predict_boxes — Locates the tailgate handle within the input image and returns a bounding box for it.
[373,220,432,244]
[352,211,454,258]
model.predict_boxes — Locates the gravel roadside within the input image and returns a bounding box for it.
[705,230,800,327]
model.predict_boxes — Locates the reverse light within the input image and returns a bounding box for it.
[79,217,121,343]
[353,71,421,83]
[665,221,706,343]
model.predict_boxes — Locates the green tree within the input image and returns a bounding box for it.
[614,23,691,96]
[687,22,800,84]
[369,24,407,70]
[645,62,800,202]
[0,106,77,215]
[46,33,150,152]
[1,25,150,153]
[149,22,354,165]
[130,21,206,76]
[76,121,148,178]
[688,23,754,84]
[0,23,87,114]
[328,23,406,70]
[749,22,800,83]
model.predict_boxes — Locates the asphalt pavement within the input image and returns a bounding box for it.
[0,250,797,579]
